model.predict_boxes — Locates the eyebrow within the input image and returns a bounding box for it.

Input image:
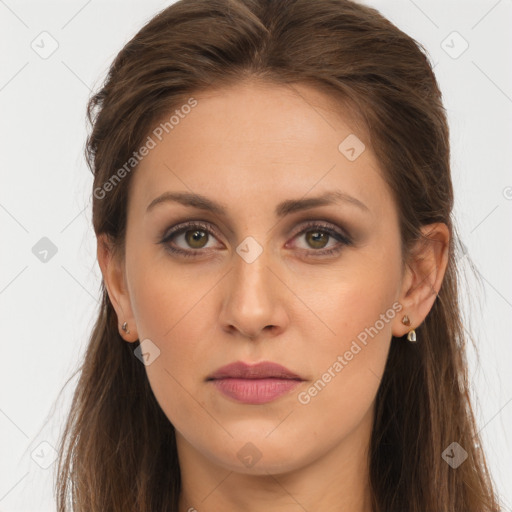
[146,190,370,217]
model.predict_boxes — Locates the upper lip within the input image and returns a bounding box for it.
[207,361,303,380]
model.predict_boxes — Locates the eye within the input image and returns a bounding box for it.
[288,221,352,257]
[159,220,352,258]
[159,221,222,258]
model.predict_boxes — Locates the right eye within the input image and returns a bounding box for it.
[160,221,223,257]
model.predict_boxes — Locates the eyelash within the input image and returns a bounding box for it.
[159,220,352,259]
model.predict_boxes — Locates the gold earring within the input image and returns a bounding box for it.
[121,321,130,334]
[401,315,417,342]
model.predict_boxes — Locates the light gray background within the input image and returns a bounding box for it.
[1,0,511,510]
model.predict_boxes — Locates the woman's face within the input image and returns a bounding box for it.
[108,81,410,474]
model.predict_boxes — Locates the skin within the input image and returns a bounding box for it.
[97,80,449,512]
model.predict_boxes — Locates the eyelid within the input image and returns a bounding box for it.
[161,219,350,245]
[289,219,351,242]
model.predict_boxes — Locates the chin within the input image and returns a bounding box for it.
[201,434,312,476]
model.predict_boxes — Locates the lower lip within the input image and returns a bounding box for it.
[210,378,301,404]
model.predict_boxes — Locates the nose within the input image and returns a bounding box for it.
[219,245,288,341]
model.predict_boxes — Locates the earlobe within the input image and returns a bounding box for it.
[96,234,139,342]
[393,222,450,339]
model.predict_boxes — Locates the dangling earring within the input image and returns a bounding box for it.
[121,321,130,334]
[401,315,417,342]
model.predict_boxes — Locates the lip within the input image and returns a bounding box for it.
[207,361,304,404]
[207,361,302,380]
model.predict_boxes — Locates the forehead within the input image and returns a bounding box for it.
[129,80,391,221]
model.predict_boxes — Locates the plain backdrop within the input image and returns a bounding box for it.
[0,0,511,510]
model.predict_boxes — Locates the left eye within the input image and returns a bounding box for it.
[160,221,351,258]
[287,222,352,256]
[292,227,340,251]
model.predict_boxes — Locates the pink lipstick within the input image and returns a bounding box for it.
[207,361,303,404]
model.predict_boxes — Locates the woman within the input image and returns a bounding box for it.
[55,0,502,510]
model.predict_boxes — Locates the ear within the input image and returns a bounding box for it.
[96,233,139,343]
[392,222,450,337]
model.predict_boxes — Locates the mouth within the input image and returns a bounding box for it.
[206,361,304,405]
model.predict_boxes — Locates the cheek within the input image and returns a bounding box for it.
[296,249,400,351]
[292,252,401,412]
[127,242,209,340]
[126,252,218,429]
[129,265,210,379]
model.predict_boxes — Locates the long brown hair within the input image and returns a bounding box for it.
[54,0,502,510]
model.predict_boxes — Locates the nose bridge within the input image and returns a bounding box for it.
[232,237,272,309]
[221,236,282,337]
